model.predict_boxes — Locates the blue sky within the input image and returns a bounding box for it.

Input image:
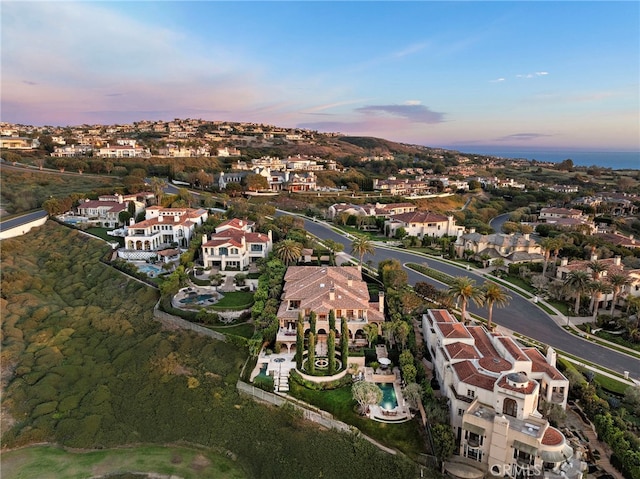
[2,1,638,151]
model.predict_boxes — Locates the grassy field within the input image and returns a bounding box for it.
[0,167,121,215]
[0,221,421,479]
[1,444,246,479]
[211,291,254,310]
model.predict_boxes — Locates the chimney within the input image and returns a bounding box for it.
[614,256,621,266]
[524,233,530,240]
[268,230,272,241]
[560,257,568,267]
[129,217,135,226]
[329,287,335,301]
[546,347,557,368]
[469,227,476,234]
[158,215,163,222]
[174,215,179,222]
[590,253,598,261]
[378,291,385,313]
[348,277,353,288]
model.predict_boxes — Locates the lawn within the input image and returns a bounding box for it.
[208,322,255,338]
[1,444,247,479]
[85,226,125,247]
[288,380,427,460]
[210,291,254,310]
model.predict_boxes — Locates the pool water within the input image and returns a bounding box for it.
[137,264,163,276]
[179,293,215,304]
[377,383,398,410]
[256,363,269,379]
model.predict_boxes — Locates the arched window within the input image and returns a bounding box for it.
[503,398,518,417]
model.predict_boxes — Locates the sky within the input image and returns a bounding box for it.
[2,1,639,152]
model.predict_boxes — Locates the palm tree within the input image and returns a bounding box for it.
[483,281,512,330]
[563,270,591,315]
[589,280,613,321]
[608,273,630,318]
[587,260,607,280]
[447,276,485,324]
[539,237,555,277]
[550,237,566,274]
[351,235,375,267]
[274,239,303,265]
[149,177,167,205]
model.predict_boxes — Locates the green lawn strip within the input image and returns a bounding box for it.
[207,322,255,338]
[288,381,426,460]
[209,291,254,311]
[85,227,124,246]
[584,328,640,353]
[1,444,246,479]
[555,350,630,381]
[406,263,455,286]
[592,373,631,395]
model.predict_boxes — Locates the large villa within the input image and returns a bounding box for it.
[423,309,583,479]
[275,265,385,354]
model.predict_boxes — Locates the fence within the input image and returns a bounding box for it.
[153,302,226,342]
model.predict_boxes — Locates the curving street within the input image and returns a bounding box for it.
[295,214,640,379]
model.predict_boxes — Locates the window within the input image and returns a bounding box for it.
[219,247,228,256]
[458,409,464,416]
[503,398,518,417]
[251,244,263,252]
[467,389,475,398]
[231,248,238,254]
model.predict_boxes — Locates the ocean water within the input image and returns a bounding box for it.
[444,147,639,170]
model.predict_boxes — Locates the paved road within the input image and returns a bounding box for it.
[294,214,640,379]
[0,209,48,231]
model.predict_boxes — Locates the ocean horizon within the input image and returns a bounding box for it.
[440,147,639,171]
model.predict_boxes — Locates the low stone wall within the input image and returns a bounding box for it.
[153,302,226,342]
[0,215,47,240]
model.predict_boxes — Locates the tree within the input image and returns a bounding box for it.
[308,332,316,374]
[118,210,132,225]
[244,173,269,192]
[327,330,336,375]
[483,281,511,330]
[309,311,317,334]
[402,363,417,384]
[432,424,456,461]
[588,260,607,280]
[403,383,423,410]
[328,309,336,331]
[352,381,382,415]
[564,270,591,315]
[447,276,485,324]
[273,239,302,265]
[296,313,304,369]
[539,237,555,277]
[589,280,612,320]
[225,182,244,197]
[149,177,167,205]
[351,235,375,266]
[340,316,349,363]
[608,273,630,318]
[394,321,411,350]
[363,323,379,348]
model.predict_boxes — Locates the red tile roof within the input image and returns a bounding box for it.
[453,361,497,391]
[390,210,449,224]
[541,426,564,446]
[432,309,456,323]
[496,375,537,394]
[437,322,472,339]
[497,337,529,361]
[522,348,565,380]
[478,356,512,373]
[445,343,481,360]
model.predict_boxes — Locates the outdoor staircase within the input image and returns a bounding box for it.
[274,370,289,392]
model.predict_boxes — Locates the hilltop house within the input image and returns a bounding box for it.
[75,194,146,228]
[454,231,544,265]
[327,202,417,220]
[384,211,464,238]
[422,309,580,479]
[200,218,273,271]
[123,206,208,256]
[275,266,385,354]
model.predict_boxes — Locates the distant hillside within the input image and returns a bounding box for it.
[337,136,428,155]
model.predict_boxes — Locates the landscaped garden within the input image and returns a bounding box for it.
[1,221,421,479]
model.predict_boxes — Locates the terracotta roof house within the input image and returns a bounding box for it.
[454,231,544,265]
[555,255,640,311]
[74,193,145,228]
[422,309,577,479]
[327,202,416,220]
[201,218,273,271]
[384,211,464,238]
[123,206,208,252]
[276,266,385,353]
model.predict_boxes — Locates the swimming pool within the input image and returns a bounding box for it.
[377,383,398,410]
[179,293,216,304]
[137,264,163,276]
